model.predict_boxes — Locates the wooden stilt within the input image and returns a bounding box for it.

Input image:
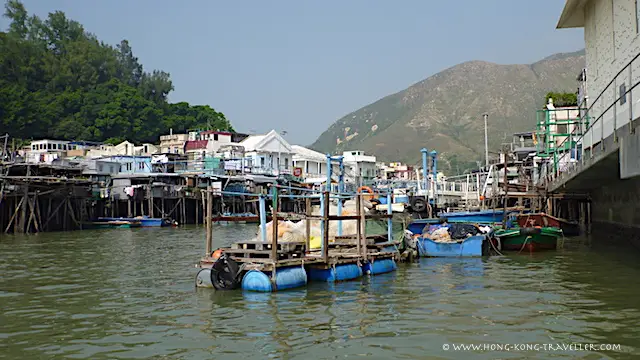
[356,194,362,257]
[305,197,311,252]
[322,191,330,262]
[205,188,213,256]
[4,196,24,233]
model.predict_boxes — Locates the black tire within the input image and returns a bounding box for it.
[411,197,427,212]
[210,254,241,291]
[519,227,542,236]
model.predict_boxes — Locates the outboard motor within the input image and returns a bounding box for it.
[209,253,242,290]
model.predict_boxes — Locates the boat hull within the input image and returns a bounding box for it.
[516,213,580,236]
[417,235,488,257]
[438,209,514,224]
[212,215,272,224]
[495,227,562,252]
[97,217,168,227]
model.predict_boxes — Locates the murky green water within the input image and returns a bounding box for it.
[1,226,639,359]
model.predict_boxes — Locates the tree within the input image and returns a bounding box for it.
[0,0,233,144]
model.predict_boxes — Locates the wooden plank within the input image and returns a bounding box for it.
[231,241,305,253]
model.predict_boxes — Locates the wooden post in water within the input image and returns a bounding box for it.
[359,193,367,259]
[356,193,362,257]
[586,200,592,234]
[322,191,330,262]
[271,186,279,262]
[305,197,311,253]
[501,152,509,226]
[205,187,213,256]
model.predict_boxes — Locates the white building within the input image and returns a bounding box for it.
[85,141,137,158]
[292,145,341,183]
[134,143,159,156]
[240,130,293,176]
[27,139,73,163]
[342,150,377,185]
[557,0,640,150]
[200,130,233,153]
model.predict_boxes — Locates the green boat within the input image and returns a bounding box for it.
[494,227,563,252]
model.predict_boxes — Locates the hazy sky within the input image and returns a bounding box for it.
[2,0,583,145]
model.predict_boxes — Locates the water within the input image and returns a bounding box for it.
[1,226,639,359]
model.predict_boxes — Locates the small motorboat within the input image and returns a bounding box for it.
[516,212,580,236]
[494,226,563,252]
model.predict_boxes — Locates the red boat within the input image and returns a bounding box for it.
[516,213,580,236]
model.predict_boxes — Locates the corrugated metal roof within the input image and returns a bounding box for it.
[292,145,326,162]
[184,140,208,150]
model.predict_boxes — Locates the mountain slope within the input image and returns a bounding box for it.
[311,50,585,173]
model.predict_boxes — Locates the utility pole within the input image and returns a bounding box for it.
[483,114,489,168]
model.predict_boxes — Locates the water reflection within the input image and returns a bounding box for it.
[0,227,639,359]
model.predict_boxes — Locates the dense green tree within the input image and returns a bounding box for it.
[0,0,233,144]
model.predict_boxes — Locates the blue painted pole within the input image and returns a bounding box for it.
[325,154,332,192]
[430,150,438,182]
[386,192,393,243]
[421,148,429,193]
[323,154,332,247]
[337,156,344,236]
[259,195,267,241]
[431,150,438,207]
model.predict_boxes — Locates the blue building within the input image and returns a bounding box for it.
[99,155,152,174]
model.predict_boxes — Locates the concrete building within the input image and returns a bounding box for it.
[378,162,415,180]
[557,0,640,151]
[134,143,159,156]
[184,140,208,171]
[342,150,377,185]
[159,133,189,154]
[552,0,640,235]
[200,130,233,152]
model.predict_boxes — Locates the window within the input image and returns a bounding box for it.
[284,158,289,169]
[213,134,219,141]
[556,124,568,134]
[126,163,133,171]
[98,165,104,172]
[138,162,145,170]
[620,83,627,105]
[47,143,52,150]
[261,157,265,167]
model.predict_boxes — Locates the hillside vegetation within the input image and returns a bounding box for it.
[311,50,585,174]
[0,0,232,144]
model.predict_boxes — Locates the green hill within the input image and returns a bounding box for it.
[311,50,585,173]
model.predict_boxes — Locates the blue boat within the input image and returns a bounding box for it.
[97,216,173,227]
[411,222,492,257]
[417,235,488,257]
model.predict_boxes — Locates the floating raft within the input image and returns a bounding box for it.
[197,241,399,292]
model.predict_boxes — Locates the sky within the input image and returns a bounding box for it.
[1,0,584,145]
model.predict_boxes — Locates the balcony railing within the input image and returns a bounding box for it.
[545,51,640,186]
